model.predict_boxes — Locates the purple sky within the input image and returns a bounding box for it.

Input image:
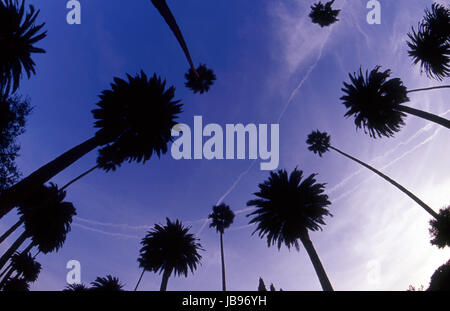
[1,0,449,291]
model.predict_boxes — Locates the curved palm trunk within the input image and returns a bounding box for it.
[407,85,450,93]
[60,165,100,192]
[329,146,439,219]
[299,231,333,291]
[0,136,103,219]
[397,105,450,129]
[220,232,227,291]
[134,269,146,291]
[0,219,22,245]
[151,0,198,76]
[160,268,172,291]
[0,231,28,271]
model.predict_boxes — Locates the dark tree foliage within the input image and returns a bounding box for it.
[138,218,203,277]
[306,130,331,157]
[63,283,90,291]
[185,64,216,94]
[0,0,47,94]
[93,72,182,171]
[309,0,340,27]
[428,260,450,291]
[90,275,124,291]
[258,277,267,291]
[209,203,235,234]
[247,168,332,250]
[407,4,450,80]
[1,277,29,291]
[10,251,41,282]
[0,94,31,193]
[18,183,76,254]
[429,206,450,248]
[341,66,409,138]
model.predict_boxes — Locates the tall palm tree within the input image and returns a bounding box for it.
[247,169,334,291]
[0,183,76,271]
[307,130,439,219]
[309,0,340,28]
[0,0,47,94]
[429,205,450,248]
[208,203,235,291]
[90,275,124,291]
[149,0,216,94]
[427,259,450,291]
[407,4,450,80]
[136,218,202,291]
[0,72,182,219]
[341,66,450,137]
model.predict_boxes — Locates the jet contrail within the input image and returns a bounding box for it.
[73,223,140,240]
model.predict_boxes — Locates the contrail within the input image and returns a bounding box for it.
[73,223,140,240]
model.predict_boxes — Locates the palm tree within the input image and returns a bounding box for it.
[341,66,450,137]
[0,183,76,271]
[0,0,47,94]
[208,203,235,291]
[149,0,216,94]
[0,72,182,219]
[0,277,29,291]
[429,206,450,248]
[247,168,334,291]
[0,94,31,193]
[309,0,340,28]
[258,277,267,291]
[407,4,450,80]
[0,251,40,288]
[307,130,439,219]
[63,283,90,291]
[136,218,202,291]
[427,259,450,291]
[90,275,124,291]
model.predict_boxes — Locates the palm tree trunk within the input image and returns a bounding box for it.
[0,219,22,245]
[134,269,145,291]
[397,105,450,129]
[0,266,14,288]
[0,231,28,271]
[329,146,439,219]
[160,269,171,291]
[151,0,198,76]
[299,231,333,291]
[0,136,103,219]
[407,85,450,93]
[60,164,100,192]
[220,232,227,291]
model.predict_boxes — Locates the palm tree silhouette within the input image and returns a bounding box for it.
[309,0,340,28]
[136,218,202,291]
[0,277,29,291]
[150,0,216,94]
[427,259,450,291]
[429,206,450,248]
[0,250,40,288]
[407,4,450,80]
[247,168,334,291]
[0,183,76,271]
[0,0,47,94]
[208,203,235,291]
[341,66,450,137]
[0,72,182,219]
[90,275,124,291]
[63,283,89,291]
[307,130,439,219]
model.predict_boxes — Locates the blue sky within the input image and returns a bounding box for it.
[1,0,450,291]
